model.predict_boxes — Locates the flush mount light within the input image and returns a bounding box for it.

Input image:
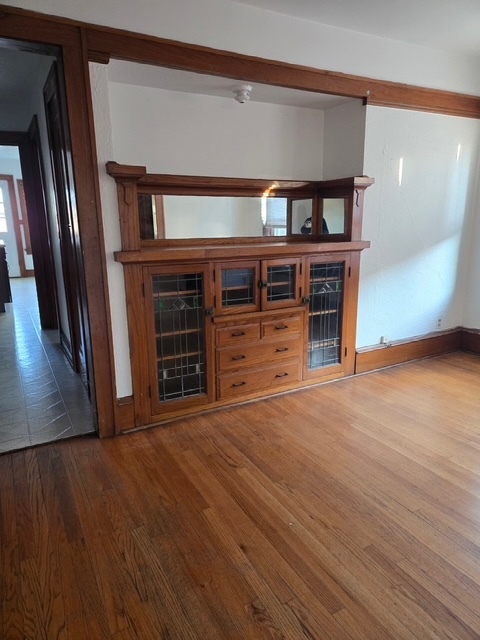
[232,84,253,104]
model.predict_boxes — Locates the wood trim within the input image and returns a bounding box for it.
[460,328,480,354]
[1,5,479,119]
[115,241,370,265]
[114,396,135,432]
[84,22,480,119]
[355,330,462,374]
[17,179,32,256]
[0,9,117,436]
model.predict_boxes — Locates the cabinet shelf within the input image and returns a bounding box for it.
[158,350,203,362]
[153,290,199,300]
[156,328,201,338]
[309,309,338,317]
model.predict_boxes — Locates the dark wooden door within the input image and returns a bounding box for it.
[44,62,88,388]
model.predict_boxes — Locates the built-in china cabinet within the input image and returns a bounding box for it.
[108,162,373,431]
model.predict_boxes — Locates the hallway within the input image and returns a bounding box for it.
[0,278,95,453]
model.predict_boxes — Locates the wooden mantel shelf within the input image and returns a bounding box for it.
[114,240,371,264]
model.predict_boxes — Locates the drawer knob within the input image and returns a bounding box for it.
[232,355,246,361]
[231,331,246,337]
[275,325,288,330]
[275,372,289,378]
[275,347,289,353]
[232,381,247,387]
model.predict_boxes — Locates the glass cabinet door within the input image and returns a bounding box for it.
[261,258,302,310]
[305,257,349,376]
[215,261,260,314]
[144,264,213,415]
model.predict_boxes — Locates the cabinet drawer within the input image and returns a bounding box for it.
[218,360,300,399]
[262,315,302,339]
[217,337,300,372]
[216,322,260,347]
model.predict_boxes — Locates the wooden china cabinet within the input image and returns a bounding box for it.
[108,162,373,432]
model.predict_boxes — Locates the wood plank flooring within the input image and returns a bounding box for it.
[2,351,480,639]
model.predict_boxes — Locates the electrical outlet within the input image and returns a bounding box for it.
[380,335,389,345]
[436,317,442,330]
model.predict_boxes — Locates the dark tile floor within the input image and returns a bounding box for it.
[0,277,95,453]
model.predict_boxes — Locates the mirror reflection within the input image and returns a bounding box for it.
[323,198,346,234]
[137,192,346,240]
[138,194,297,240]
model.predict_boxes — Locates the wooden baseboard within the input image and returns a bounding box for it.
[355,329,462,374]
[114,396,135,434]
[460,328,480,354]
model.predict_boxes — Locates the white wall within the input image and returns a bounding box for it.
[323,101,366,180]
[0,153,24,276]
[4,0,480,96]
[463,166,480,328]
[358,106,480,347]
[108,81,324,179]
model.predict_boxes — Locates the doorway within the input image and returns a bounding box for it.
[0,45,95,452]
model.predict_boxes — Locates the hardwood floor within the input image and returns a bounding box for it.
[2,351,480,639]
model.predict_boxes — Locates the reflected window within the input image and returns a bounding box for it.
[263,198,287,236]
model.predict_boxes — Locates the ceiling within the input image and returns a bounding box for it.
[231,0,480,58]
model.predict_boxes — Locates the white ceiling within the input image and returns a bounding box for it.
[231,0,480,58]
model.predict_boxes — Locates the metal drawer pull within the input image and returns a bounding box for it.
[275,325,288,330]
[232,381,247,387]
[275,347,289,352]
[232,355,246,361]
[275,372,289,378]
[231,331,246,337]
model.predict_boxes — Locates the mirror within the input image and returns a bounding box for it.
[291,199,314,235]
[323,198,346,234]
[138,194,309,240]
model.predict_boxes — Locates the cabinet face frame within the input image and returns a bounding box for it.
[143,263,215,421]
[303,253,354,381]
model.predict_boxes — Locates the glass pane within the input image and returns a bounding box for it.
[152,272,206,401]
[291,199,314,235]
[267,264,296,302]
[222,267,256,307]
[323,198,346,234]
[308,262,344,369]
[138,194,307,240]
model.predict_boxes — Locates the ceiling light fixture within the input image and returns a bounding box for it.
[232,84,252,104]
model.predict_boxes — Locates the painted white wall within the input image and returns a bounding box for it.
[323,101,366,180]
[358,106,480,348]
[463,166,480,328]
[108,81,324,180]
[89,63,130,397]
[4,0,480,96]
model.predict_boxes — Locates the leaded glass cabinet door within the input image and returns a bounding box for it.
[304,255,351,379]
[144,264,214,416]
[215,261,260,314]
[261,258,302,310]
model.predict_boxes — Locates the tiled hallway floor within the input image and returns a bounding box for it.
[0,277,95,453]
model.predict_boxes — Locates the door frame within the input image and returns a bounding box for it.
[0,18,116,437]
